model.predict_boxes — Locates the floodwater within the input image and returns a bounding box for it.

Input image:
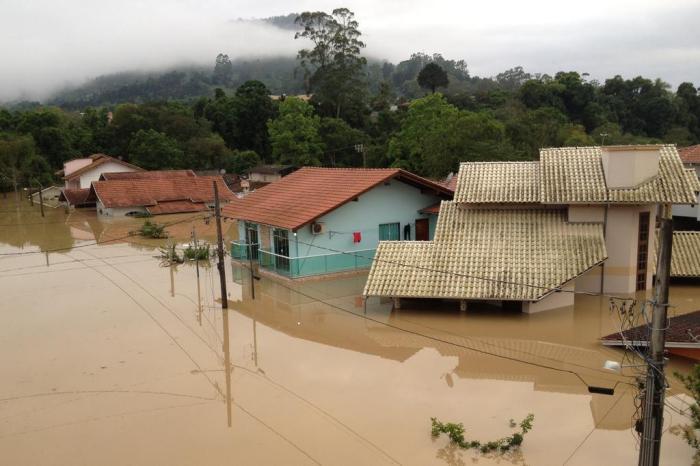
[0,197,697,465]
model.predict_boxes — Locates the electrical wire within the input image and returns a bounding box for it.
[236,223,637,302]
[252,272,635,392]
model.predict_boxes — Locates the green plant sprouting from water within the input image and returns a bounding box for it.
[184,243,210,261]
[159,243,183,265]
[430,414,535,454]
[138,220,168,239]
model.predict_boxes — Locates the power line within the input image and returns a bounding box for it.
[232,221,635,302]
[253,273,634,392]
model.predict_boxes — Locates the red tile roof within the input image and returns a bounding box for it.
[100,170,195,180]
[64,154,143,180]
[59,188,92,206]
[146,200,210,215]
[601,309,700,347]
[89,176,235,212]
[222,167,453,231]
[679,145,700,164]
[419,203,441,215]
[442,173,458,191]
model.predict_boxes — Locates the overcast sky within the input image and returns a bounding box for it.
[2,0,699,102]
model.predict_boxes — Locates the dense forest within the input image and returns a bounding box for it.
[1,8,699,192]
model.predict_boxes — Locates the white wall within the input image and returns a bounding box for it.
[672,164,700,220]
[96,200,147,217]
[79,162,138,189]
[603,205,655,294]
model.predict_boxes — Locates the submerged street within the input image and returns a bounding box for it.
[0,198,696,465]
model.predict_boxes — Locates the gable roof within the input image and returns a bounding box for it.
[100,170,195,181]
[679,145,700,164]
[64,154,143,180]
[454,162,540,204]
[222,167,453,231]
[455,145,698,205]
[363,203,606,302]
[602,310,700,348]
[88,176,235,211]
[670,231,700,277]
[540,145,697,204]
[59,188,92,206]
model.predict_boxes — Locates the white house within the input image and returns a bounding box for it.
[59,154,142,191]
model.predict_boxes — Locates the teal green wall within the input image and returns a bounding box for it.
[293,180,441,258]
[236,180,442,259]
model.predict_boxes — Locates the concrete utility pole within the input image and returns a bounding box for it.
[213,180,232,427]
[638,205,673,466]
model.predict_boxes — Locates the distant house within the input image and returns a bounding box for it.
[247,165,297,183]
[86,173,235,217]
[58,154,143,207]
[673,145,700,228]
[602,309,700,360]
[363,145,699,313]
[224,167,453,279]
[30,186,63,207]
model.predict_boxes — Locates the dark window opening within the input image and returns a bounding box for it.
[636,212,650,291]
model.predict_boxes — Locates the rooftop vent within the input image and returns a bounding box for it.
[601,145,662,189]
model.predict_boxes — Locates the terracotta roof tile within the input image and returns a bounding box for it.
[146,200,210,215]
[363,204,606,301]
[90,176,235,210]
[602,310,700,346]
[59,188,92,206]
[64,154,143,180]
[222,167,453,231]
[679,145,700,164]
[100,170,195,180]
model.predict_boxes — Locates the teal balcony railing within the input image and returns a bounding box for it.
[257,248,376,278]
[231,240,257,260]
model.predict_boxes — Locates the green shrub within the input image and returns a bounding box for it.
[184,244,210,261]
[138,220,168,239]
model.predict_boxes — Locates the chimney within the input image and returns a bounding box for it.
[601,145,662,189]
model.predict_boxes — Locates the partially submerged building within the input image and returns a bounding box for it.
[58,154,143,207]
[364,145,700,312]
[86,173,235,216]
[224,167,453,278]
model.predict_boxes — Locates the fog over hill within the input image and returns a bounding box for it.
[2,0,699,104]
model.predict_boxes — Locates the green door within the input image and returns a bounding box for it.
[378,222,400,241]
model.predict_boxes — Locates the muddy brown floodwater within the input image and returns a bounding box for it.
[0,197,697,465]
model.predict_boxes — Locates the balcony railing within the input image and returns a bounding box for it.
[231,240,258,260]
[258,247,376,278]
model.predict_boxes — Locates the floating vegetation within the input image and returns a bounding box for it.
[184,243,210,261]
[137,220,168,239]
[431,414,535,454]
[159,243,183,265]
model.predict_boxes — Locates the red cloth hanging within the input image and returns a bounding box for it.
[353,231,362,243]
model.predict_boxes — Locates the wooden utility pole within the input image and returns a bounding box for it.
[38,186,44,217]
[638,205,673,466]
[192,225,202,326]
[213,180,232,427]
[213,181,228,310]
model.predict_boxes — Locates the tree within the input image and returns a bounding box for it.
[267,97,323,166]
[184,135,234,169]
[675,366,700,463]
[295,8,367,120]
[232,81,276,157]
[417,63,449,94]
[128,129,183,169]
[0,134,50,197]
[213,53,234,85]
[318,118,367,166]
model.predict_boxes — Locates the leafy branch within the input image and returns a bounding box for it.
[430,414,535,454]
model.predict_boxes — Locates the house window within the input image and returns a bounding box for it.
[636,212,650,291]
[245,222,259,260]
[273,229,290,272]
[379,223,400,241]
